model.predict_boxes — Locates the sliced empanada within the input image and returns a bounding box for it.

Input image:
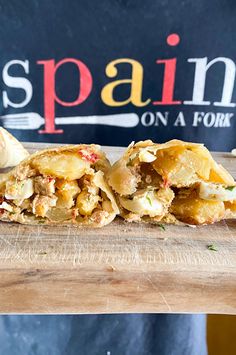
[108,139,236,225]
[0,145,119,227]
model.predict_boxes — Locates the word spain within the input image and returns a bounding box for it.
[1,34,236,133]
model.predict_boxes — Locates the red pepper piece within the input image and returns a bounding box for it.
[78,149,99,163]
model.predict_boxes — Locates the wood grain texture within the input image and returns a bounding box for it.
[0,143,236,314]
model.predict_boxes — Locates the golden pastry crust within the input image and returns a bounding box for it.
[0,145,119,227]
[108,140,236,225]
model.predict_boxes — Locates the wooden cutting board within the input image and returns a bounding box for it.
[0,143,236,314]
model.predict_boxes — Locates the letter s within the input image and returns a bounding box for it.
[2,60,33,108]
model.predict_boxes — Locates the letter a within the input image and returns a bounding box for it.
[101,59,150,107]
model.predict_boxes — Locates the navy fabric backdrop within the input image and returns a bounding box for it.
[0,0,235,150]
[0,1,233,353]
[0,314,207,355]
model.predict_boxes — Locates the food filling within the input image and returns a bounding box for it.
[0,148,115,225]
[108,142,236,225]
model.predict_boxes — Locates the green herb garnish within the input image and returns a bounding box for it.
[146,195,152,206]
[38,220,46,224]
[207,244,218,251]
[157,223,166,231]
[225,186,235,191]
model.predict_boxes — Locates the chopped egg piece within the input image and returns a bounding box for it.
[199,182,236,201]
[119,189,163,217]
[139,149,157,163]
[5,179,34,200]
[0,201,13,212]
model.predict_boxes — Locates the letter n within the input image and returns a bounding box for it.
[184,57,236,107]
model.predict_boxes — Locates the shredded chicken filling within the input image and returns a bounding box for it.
[0,169,111,223]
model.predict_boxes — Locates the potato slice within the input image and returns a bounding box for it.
[170,194,225,224]
[32,153,91,180]
[46,207,74,222]
[56,179,81,208]
[76,190,101,216]
[153,147,210,186]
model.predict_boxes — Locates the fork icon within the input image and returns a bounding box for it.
[0,112,139,130]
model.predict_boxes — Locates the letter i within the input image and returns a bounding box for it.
[153,33,182,105]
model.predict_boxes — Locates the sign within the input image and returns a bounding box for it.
[0,1,235,151]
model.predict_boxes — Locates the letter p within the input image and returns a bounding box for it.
[37,58,93,134]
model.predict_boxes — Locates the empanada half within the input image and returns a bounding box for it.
[108,139,236,225]
[0,145,119,227]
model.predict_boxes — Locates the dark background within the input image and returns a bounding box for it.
[0,0,236,150]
